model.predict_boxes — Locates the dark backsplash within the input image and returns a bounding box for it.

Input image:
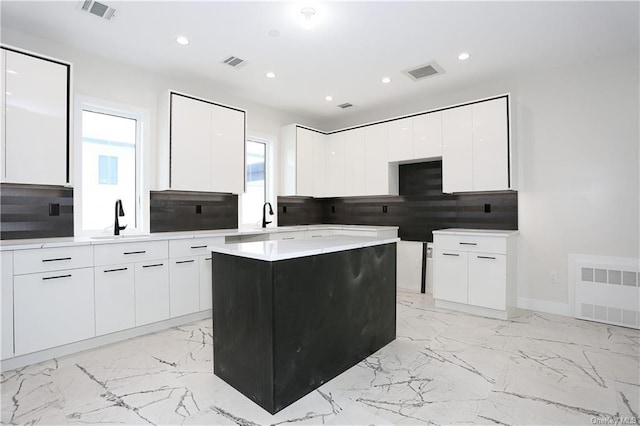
[150,190,238,233]
[278,161,518,242]
[0,183,74,240]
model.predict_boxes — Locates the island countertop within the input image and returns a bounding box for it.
[208,235,400,261]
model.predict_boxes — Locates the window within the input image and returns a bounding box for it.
[79,107,140,233]
[242,139,269,226]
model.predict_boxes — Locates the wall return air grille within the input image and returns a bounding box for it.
[571,254,639,330]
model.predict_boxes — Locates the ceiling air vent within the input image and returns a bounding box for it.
[222,56,247,68]
[337,103,354,109]
[80,0,116,20]
[403,61,445,81]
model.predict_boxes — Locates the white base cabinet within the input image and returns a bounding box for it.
[94,265,135,336]
[433,229,517,319]
[135,261,170,326]
[169,258,200,317]
[14,267,95,356]
[1,251,14,360]
[199,255,213,311]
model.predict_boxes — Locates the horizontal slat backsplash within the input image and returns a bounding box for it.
[150,190,238,232]
[0,183,74,240]
[278,161,518,241]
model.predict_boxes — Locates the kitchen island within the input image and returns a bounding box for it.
[208,235,398,414]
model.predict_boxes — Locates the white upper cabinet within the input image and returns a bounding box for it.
[2,47,69,185]
[312,131,327,197]
[387,117,414,162]
[211,104,245,194]
[364,122,392,195]
[471,98,509,191]
[413,111,442,159]
[170,94,211,191]
[442,97,510,193]
[326,133,346,197]
[343,128,366,196]
[442,104,474,193]
[295,127,314,196]
[168,92,245,194]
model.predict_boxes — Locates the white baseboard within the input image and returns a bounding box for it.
[517,297,571,317]
[1,310,212,372]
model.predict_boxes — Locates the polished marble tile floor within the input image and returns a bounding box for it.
[1,291,638,425]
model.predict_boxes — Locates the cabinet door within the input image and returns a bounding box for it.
[199,255,213,311]
[14,268,95,356]
[468,253,507,311]
[312,132,327,197]
[170,94,212,190]
[1,251,13,359]
[296,127,314,196]
[472,98,509,191]
[211,104,245,194]
[169,257,200,317]
[441,105,473,193]
[364,123,389,195]
[344,128,366,196]
[326,133,345,197]
[433,250,468,304]
[4,49,68,185]
[134,261,170,326]
[387,117,413,162]
[0,50,5,181]
[414,112,442,159]
[94,264,135,336]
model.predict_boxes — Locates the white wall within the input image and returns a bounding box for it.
[321,49,640,312]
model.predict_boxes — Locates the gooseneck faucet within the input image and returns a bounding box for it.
[114,199,127,236]
[262,202,274,228]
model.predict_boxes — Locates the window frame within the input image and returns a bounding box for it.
[240,135,274,228]
[73,96,149,236]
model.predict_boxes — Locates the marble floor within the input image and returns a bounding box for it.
[1,291,638,425]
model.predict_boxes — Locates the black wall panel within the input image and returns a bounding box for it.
[278,160,518,242]
[0,183,74,240]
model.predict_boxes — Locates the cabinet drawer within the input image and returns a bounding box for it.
[169,237,224,258]
[14,245,93,275]
[434,234,506,254]
[269,231,301,241]
[94,241,168,266]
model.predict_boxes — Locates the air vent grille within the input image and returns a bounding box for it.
[403,61,445,81]
[222,56,246,68]
[337,103,354,109]
[80,0,116,20]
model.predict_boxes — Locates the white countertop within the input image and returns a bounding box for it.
[208,235,400,261]
[433,228,519,237]
[0,225,398,251]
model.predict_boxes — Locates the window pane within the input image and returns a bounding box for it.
[82,110,136,232]
[242,141,266,226]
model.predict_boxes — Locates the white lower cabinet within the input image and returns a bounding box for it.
[94,265,135,336]
[433,250,468,304]
[433,229,517,319]
[199,255,213,311]
[1,251,14,360]
[135,261,170,326]
[169,258,200,317]
[14,267,95,356]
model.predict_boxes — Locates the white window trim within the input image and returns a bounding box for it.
[240,134,275,228]
[73,95,150,236]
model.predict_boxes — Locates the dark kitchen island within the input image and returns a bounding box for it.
[208,236,397,414]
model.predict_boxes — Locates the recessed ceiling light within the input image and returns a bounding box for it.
[325,95,333,101]
[266,72,276,79]
[176,36,189,46]
[458,52,470,61]
[6,69,17,75]
[268,29,280,37]
[381,77,392,84]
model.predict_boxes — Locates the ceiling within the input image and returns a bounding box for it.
[1,1,638,121]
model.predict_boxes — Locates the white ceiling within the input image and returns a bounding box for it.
[1,1,638,121]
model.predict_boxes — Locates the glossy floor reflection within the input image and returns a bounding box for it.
[2,291,638,425]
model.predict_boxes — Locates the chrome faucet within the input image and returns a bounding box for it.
[114,199,127,236]
[262,202,274,228]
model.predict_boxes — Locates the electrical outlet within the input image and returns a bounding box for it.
[550,271,558,284]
